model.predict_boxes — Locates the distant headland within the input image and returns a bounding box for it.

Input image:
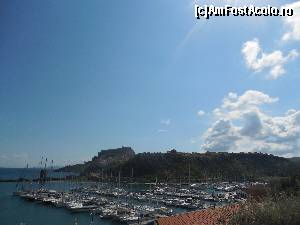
[56,147,300,183]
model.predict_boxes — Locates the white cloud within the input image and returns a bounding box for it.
[202,90,300,157]
[157,129,168,133]
[161,118,171,125]
[197,110,205,117]
[158,119,171,133]
[282,1,300,42]
[242,39,298,79]
[190,139,197,144]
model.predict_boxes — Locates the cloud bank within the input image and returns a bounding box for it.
[202,90,300,157]
[242,39,298,79]
[282,1,300,42]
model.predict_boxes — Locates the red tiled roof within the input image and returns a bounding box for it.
[156,204,240,225]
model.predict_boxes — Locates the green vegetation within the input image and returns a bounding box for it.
[229,177,300,225]
[119,151,298,181]
[229,196,300,225]
[57,147,300,182]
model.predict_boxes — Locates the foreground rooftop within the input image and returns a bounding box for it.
[155,204,240,225]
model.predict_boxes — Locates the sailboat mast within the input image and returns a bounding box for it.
[118,170,121,188]
[188,163,191,185]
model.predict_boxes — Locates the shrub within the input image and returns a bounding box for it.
[229,196,300,225]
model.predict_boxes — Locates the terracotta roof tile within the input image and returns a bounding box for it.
[156,204,240,225]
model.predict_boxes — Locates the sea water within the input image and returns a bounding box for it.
[0,168,117,225]
[0,168,76,181]
[0,168,188,225]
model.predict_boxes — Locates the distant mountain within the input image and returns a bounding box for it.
[57,148,300,181]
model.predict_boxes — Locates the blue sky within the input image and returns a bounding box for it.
[1,0,300,167]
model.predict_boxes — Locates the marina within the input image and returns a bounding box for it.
[1,0,300,224]
[0,155,267,225]
[10,180,256,225]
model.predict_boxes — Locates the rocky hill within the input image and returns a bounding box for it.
[58,147,300,181]
[57,146,135,174]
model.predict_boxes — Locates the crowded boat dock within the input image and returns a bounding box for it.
[13,181,260,225]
